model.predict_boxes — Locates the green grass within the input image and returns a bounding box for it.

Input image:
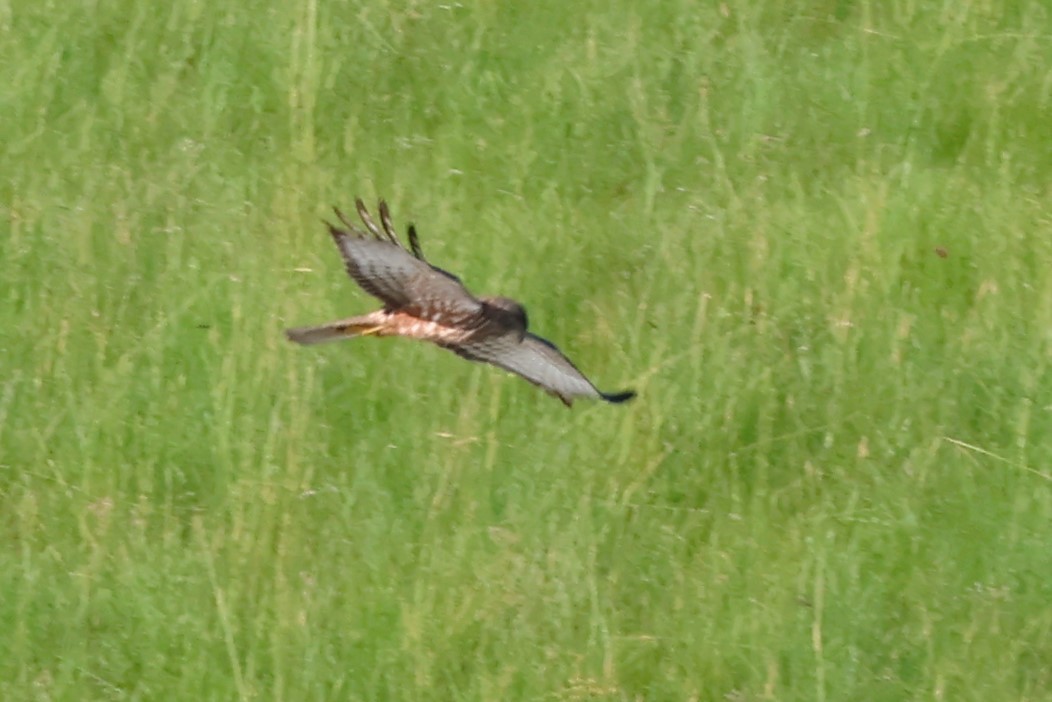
[3,0,1052,699]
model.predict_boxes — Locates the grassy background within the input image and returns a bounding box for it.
[3,0,1052,699]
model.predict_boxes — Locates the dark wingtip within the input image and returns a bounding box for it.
[600,390,637,404]
[332,206,355,231]
[408,224,424,260]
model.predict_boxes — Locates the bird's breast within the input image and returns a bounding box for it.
[381,310,478,344]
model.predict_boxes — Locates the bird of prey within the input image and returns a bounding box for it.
[286,199,636,407]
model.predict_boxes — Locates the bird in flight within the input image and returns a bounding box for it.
[286,199,636,407]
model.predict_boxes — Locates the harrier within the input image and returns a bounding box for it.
[286,199,636,407]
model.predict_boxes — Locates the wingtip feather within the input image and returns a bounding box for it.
[408,224,424,260]
[332,206,355,231]
[600,390,637,404]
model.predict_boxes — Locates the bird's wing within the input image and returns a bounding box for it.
[447,332,636,406]
[328,200,482,319]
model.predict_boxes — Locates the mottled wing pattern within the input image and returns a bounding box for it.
[447,332,636,406]
[328,200,483,322]
[292,197,636,407]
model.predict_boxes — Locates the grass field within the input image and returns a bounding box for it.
[3,1,1052,699]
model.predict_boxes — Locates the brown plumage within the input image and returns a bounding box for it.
[286,199,635,407]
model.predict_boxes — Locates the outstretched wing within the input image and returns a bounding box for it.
[447,332,636,407]
[328,199,482,321]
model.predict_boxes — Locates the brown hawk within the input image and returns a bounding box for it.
[286,199,636,407]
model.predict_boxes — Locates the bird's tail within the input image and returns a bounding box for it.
[285,318,384,345]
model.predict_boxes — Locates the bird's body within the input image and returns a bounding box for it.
[286,199,635,407]
[287,308,479,345]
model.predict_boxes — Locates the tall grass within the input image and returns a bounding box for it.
[2,1,1051,699]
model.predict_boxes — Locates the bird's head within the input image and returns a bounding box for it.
[483,296,529,339]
